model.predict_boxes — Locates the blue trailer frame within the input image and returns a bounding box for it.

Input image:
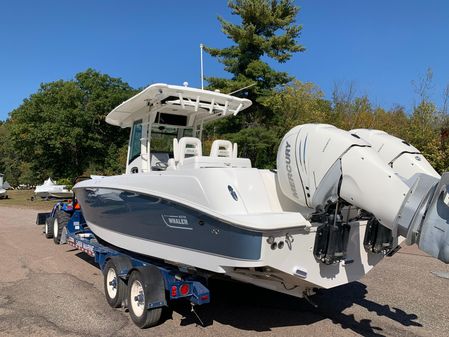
[44,201,210,327]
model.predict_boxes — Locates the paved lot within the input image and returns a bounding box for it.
[0,205,448,337]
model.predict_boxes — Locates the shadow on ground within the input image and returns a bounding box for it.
[170,279,422,337]
[73,252,421,337]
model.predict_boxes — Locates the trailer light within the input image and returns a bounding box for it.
[171,285,177,297]
[179,283,190,296]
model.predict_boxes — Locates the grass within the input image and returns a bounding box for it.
[0,190,64,211]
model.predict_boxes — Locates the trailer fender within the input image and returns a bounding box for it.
[105,255,133,279]
[135,265,167,309]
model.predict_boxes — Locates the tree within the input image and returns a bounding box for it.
[4,69,136,183]
[266,80,330,132]
[207,0,303,89]
[205,0,304,119]
[371,105,409,140]
[204,0,305,167]
[407,100,445,172]
[1,121,15,186]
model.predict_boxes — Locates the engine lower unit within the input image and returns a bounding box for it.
[363,218,393,254]
[313,214,351,265]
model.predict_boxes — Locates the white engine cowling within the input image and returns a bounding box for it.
[350,128,439,181]
[277,123,449,264]
[277,124,411,229]
[276,124,366,209]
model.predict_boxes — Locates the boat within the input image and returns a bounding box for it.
[2,180,11,190]
[0,174,7,199]
[34,177,73,199]
[73,83,449,298]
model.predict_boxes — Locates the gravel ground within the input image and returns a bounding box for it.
[0,205,448,337]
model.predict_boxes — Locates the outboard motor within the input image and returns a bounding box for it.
[350,128,439,181]
[351,129,439,254]
[277,123,449,264]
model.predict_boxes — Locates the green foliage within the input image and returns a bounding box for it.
[224,126,281,168]
[206,0,304,93]
[0,123,20,185]
[0,69,136,184]
[103,143,128,176]
[204,0,305,163]
[406,101,445,172]
[266,80,331,132]
[56,177,73,190]
[205,0,304,121]
[267,80,448,173]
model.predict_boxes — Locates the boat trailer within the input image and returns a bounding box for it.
[37,201,210,328]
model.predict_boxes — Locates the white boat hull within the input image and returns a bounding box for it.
[34,178,73,199]
[35,191,73,199]
[74,169,386,296]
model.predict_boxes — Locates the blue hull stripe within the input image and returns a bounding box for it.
[76,187,262,260]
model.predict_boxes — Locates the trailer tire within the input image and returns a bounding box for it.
[103,259,127,308]
[127,270,163,328]
[45,217,54,238]
[53,209,71,244]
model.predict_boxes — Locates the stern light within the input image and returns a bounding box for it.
[179,283,190,296]
[171,285,177,297]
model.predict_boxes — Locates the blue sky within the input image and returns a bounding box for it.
[0,0,448,120]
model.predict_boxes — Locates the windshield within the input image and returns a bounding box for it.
[150,126,177,153]
[129,120,143,164]
[150,126,193,153]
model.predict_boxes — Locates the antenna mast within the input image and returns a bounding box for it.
[200,43,204,90]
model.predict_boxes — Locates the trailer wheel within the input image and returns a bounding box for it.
[45,217,54,238]
[103,259,126,308]
[127,270,162,328]
[53,209,71,244]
